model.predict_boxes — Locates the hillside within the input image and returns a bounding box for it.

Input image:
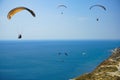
[71,48,120,80]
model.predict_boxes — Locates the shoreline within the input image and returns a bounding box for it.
[70,48,120,80]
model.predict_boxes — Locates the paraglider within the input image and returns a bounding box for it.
[57,4,67,14]
[7,7,36,19]
[65,52,68,56]
[57,52,69,62]
[89,5,106,11]
[58,52,68,56]
[7,7,36,39]
[82,52,86,55]
[58,5,67,8]
[89,4,106,21]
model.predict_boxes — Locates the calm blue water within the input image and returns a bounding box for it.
[0,40,120,80]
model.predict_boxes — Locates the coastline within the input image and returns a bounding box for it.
[70,48,120,80]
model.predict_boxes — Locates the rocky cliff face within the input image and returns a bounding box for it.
[72,48,120,80]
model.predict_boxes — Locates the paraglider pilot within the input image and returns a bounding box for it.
[7,7,36,40]
[18,34,22,39]
[96,18,99,21]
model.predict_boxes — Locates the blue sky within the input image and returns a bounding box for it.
[0,0,120,40]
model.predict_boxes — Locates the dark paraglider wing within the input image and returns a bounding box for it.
[7,7,36,19]
[58,5,67,8]
[89,5,106,11]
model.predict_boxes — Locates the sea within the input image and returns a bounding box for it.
[0,40,120,80]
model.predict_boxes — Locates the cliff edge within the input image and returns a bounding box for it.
[72,48,120,80]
